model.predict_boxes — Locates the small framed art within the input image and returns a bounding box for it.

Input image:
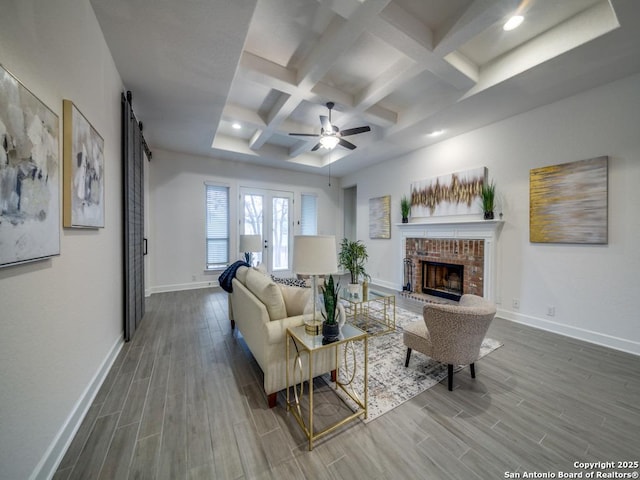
[63,99,105,228]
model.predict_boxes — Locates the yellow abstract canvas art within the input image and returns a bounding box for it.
[530,157,608,244]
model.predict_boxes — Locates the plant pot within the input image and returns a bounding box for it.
[484,211,494,220]
[322,322,340,344]
[347,283,360,299]
[402,216,408,223]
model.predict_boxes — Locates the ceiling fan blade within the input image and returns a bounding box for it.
[339,126,371,137]
[289,133,320,137]
[311,143,322,151]
[320,115,332,131]
[338,138,357,150]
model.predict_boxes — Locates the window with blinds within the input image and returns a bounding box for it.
[300,194,318,235]
[205,184,229,269]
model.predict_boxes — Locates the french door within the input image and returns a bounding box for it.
[240,188,293,275]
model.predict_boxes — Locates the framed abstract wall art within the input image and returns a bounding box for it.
[0,64,60,268]
[410,166,486,217]
[369,195,391,239]
[63,99,104,228]
[530,156,608,244]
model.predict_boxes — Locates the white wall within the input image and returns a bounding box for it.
[148,148,342,292]
[343,73,640,355]
[0,1,125,479]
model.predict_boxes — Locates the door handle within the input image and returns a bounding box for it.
[143,238,148,256]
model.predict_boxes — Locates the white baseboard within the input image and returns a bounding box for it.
[31,335,124,480]
[151,281,219,294]
[370,278,403,291]
[497,308,640,356]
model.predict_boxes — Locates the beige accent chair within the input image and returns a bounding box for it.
[403,294,496,391]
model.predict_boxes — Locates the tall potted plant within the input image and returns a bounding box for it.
[320,275,341,344]
[338,238,369,298]
[400,196,411,223]
[480,180,496,220]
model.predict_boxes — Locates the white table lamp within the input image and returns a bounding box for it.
[240,234,262,265]
[293,235,338,335]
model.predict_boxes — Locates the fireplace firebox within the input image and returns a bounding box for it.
[422,261,464,301]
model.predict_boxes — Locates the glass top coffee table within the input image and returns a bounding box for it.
[339,288,396,335]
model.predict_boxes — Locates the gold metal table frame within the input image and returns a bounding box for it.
[285,324,368,451]
[340,288,396,335]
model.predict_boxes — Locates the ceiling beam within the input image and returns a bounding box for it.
[238,52,298,94]
[247,0,394,151]
[354,57,419,112]
[433,0,512,56]
[296,0,393,90]
[373,4,475,90]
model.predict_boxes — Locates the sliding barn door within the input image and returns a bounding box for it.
[122,91,146,342]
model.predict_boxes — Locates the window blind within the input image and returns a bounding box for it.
[206,184,229,268]
[300,194,317,235]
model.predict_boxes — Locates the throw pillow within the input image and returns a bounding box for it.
[271,275,308,288]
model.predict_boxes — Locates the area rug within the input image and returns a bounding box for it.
[321,304,502,423]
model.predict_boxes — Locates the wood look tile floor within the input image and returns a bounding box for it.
[53,288,640,480]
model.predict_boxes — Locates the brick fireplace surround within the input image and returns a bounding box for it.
[397,220,503,302]
[406,238,485,298]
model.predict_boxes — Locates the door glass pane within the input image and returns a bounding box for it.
[272,197,289,271]
[243,194,263,265]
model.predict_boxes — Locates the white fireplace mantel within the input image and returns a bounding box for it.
[397,219,504,302]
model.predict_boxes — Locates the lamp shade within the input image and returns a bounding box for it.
[293,235,338,275]
[239,234,262,253]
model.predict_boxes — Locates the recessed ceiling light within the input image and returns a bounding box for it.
[428,130,445,137]
[503,15,524,31]
[232,122,241,129]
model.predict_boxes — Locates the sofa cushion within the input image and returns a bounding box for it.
[244,268,287,320]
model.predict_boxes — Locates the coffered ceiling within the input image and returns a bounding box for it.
[90,0,640,177]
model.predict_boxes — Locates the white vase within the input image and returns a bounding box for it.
[337,303,346,329]
[347,283,360,299]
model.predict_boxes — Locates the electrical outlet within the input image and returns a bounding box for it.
[547,305,555,316]
[512,298,520,309]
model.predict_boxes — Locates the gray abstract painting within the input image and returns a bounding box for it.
[0,65,60,267]
[63,100,104,228]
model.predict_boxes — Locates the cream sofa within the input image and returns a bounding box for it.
[228,266,336,407]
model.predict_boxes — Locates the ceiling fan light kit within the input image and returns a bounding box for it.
[319,135,340,149]
[289,101,371,152]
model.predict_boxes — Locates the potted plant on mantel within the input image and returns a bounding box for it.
[480,180,496,220]
[338,238,370,299]
[400,195,411,223]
